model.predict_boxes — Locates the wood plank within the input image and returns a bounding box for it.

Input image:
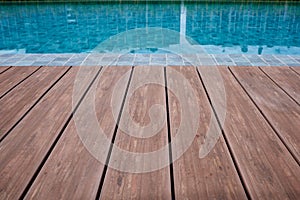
[0,66,40,98]
[291,67,300,75]
[202,66,300,199]
[100,66,171,199]
[230,66,300,163]
[260,66,300,104]
[0,67,101,199]
[25,66,131,199]
[0,67,69,141]
[167,66,247,199]
[0,67,11,74]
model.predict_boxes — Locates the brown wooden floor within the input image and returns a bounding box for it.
[0,66,299,199]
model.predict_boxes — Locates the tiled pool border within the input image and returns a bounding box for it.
[0,53,299,67]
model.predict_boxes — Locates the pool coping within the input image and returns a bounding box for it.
[0,53,299,67]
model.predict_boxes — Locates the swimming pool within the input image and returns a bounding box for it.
[0,1,300,55]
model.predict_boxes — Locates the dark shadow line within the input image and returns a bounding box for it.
[0,66,13,74]
[164,66,176,200]
[289,67,300,76]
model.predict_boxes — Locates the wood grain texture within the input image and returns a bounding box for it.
[167,66,247,199]
[0,66,299,199]
[100,66,171,199]
[230,66,300,163]
[291,67,300,75]
[25,67,131,200]
[213,66,300,199]
[0,67,81,199]
[0,67,11,74]
[0,66,39,98]
[260,66,300,104]
[0,67,69,140]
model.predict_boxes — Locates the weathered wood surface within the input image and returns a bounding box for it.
[25,67,131,199]
[260,66,300,104]
[230,66,300,164]
[0,66,40,98]
[100,66,172,199]
[167,66,247,199]
[215,66,300,199]
[0,66,11,74]
[291,67,300,75]
[0,67,69,141]
[0,66,299,199]
[0,67,80,199]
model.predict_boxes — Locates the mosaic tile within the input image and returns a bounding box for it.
[133,54,150,66]
[38,54,60,62]
[197,55,216,66]
[234,62,252,66]
[150,54,166,65]
[64,54,88,66]
[14,56,36,66]
[166,55,184,66]
[0,54,18,64]
[0,54,28,66]
[117,61,133,66]
[260,55,285,66]
[197,54,212,59]
[167,54,182,59]
[0,53,299,67]
[100,54,119,61]
[199,59,216,66]
[243,55,268,66]
[182,54,201,66]
[116,54,135,66]
[288,56,300,65]
[31,61,50,66]
[47,55,73,66]
[133,61,150,66]
[135,54,150,59]
[0,54,15,58]
[228,55,252,66]
[81,54,103,66]
[212,55,235,66]
[99,54,119,66]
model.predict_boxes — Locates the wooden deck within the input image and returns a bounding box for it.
[0,66,299,199]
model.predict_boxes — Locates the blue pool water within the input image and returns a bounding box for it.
[0,1,300,55]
